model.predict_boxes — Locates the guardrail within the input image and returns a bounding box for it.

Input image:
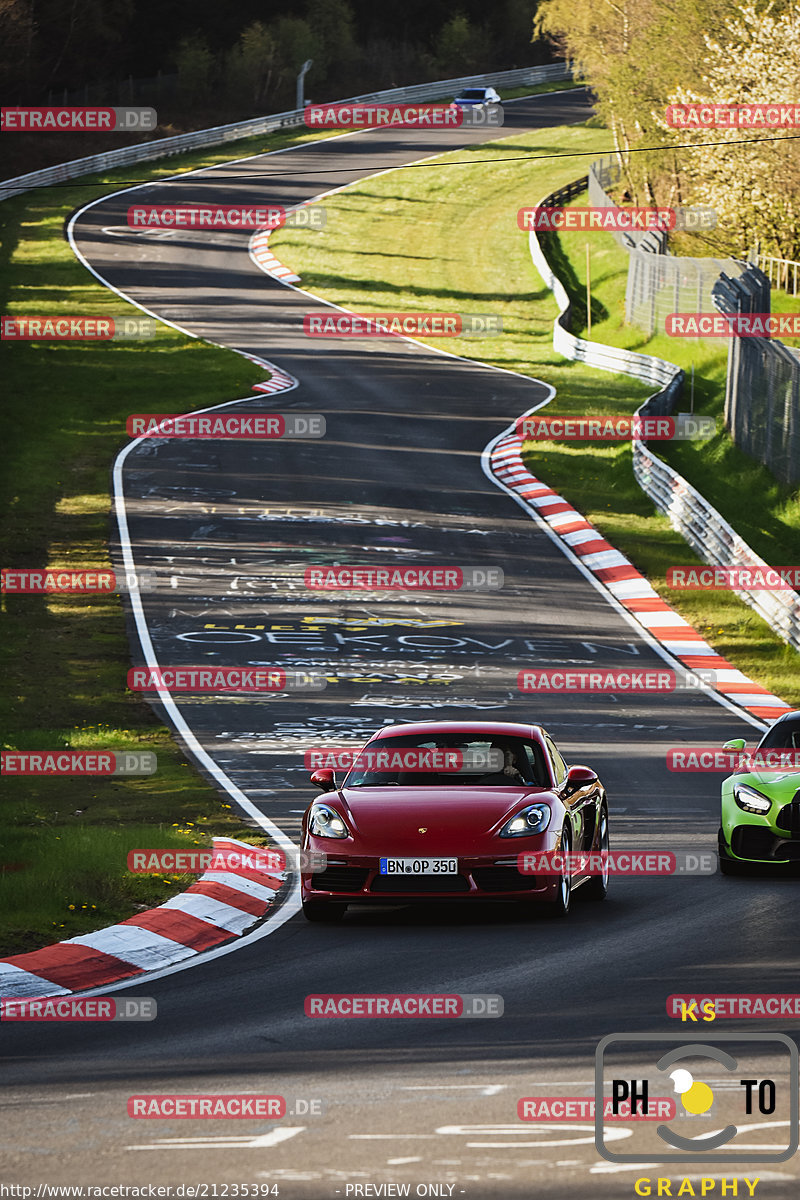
[0,62,573,203]
[528,179,800,654]
[755,251,800,297]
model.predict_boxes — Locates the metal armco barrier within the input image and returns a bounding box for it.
[0,63,572,202]
[529,177,800,654]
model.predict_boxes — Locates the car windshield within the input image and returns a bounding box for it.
[460,89,487,99]
[758,714,800,750]
[343,734,550,788]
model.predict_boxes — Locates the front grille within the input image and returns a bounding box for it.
[472,867,539,892]
[775,799,800,835]
[731,827,800,861]
[371,873,470,894]
[310,866,369,893]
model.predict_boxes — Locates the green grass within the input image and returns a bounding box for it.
[270,120,800,707]
[0,120,345,956]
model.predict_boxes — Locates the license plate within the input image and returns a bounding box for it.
[379,857,458,875]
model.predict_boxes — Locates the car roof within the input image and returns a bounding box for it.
[372,720,545,740]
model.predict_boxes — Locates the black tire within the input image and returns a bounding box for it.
[302,900,347,923]
[547,826,572,917]
[584,806,609,900]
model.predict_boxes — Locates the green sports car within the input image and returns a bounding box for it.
[719,710,800,874]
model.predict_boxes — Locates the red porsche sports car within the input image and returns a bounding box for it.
[300,720,609,921]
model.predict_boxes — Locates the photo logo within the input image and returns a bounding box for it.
[595,1032,798,1162]
[669,995,800,1021]
[303,103,502,128]
[1,998,156,1021]
[304,566,502,591]
[518,206,677,232]
[1,106,156,131]
[2,751,157,776]
[667,747,800,772]
[126,414,325,439]
[305,747,504,773]
[304,993,503,1017]
[127,847,324,873]
[666,313,800,338]
[127,205,327,230]
[1,317,155,341]
[128,1095,285,1119]
[518,851,715,876]
[666,103,800,129]
[518,668,716,694]
[516,415,715,441]
[127,667,325,692]
[667,566,800,590]
[2,569,157,593]
[303,313,501,338]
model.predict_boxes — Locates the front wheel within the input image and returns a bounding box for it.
[547,826,572,917]
[302,900,347,923]
[584,806,609,900]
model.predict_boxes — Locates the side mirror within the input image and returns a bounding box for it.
[310,768,336,792]
[723,738,747,751]
[564,764,598,788]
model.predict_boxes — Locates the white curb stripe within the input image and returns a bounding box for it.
[67,925,197,969]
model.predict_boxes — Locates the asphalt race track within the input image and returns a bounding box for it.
[2,90,798,1198]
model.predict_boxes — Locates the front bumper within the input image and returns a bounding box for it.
[723,793,800,863]
[301,852,562,904]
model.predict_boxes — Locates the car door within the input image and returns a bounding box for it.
[544,732,597,853]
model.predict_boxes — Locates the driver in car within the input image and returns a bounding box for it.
[475,743,526,785]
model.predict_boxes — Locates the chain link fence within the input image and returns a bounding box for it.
[588,156,743,337]
[714,268,800,488]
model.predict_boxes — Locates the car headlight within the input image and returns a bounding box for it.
[499,803,551,837]
[308,803,350,839]
[733,784,772,814]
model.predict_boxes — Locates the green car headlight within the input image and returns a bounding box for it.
[733,783,772,815]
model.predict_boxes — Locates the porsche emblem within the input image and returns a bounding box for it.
[418,827,427,834]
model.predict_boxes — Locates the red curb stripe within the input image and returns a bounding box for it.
[490,427,791,723]
[649,628,704,640]
[537,502,576,516]
[557,519,596,535]
[677,654,731,668]
[186,881,269,917]
[0,943,141,989]
[593,565,641,583]
[573,539,614,556]
[623,598,672,611]
[122,908,232,952]
[715,682,774,695]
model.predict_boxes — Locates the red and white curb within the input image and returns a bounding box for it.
[250,228,300,283]
[238,350,297,396]
[0,838,286,1000]
[489,433,793,723]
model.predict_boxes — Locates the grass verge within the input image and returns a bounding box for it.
[270,120,800,707]
[0,121,344,956]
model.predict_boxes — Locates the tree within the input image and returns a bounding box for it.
[226,21,279,107]
[657,3,800,258]
[176,32,214,105]
[434,12,487,76]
